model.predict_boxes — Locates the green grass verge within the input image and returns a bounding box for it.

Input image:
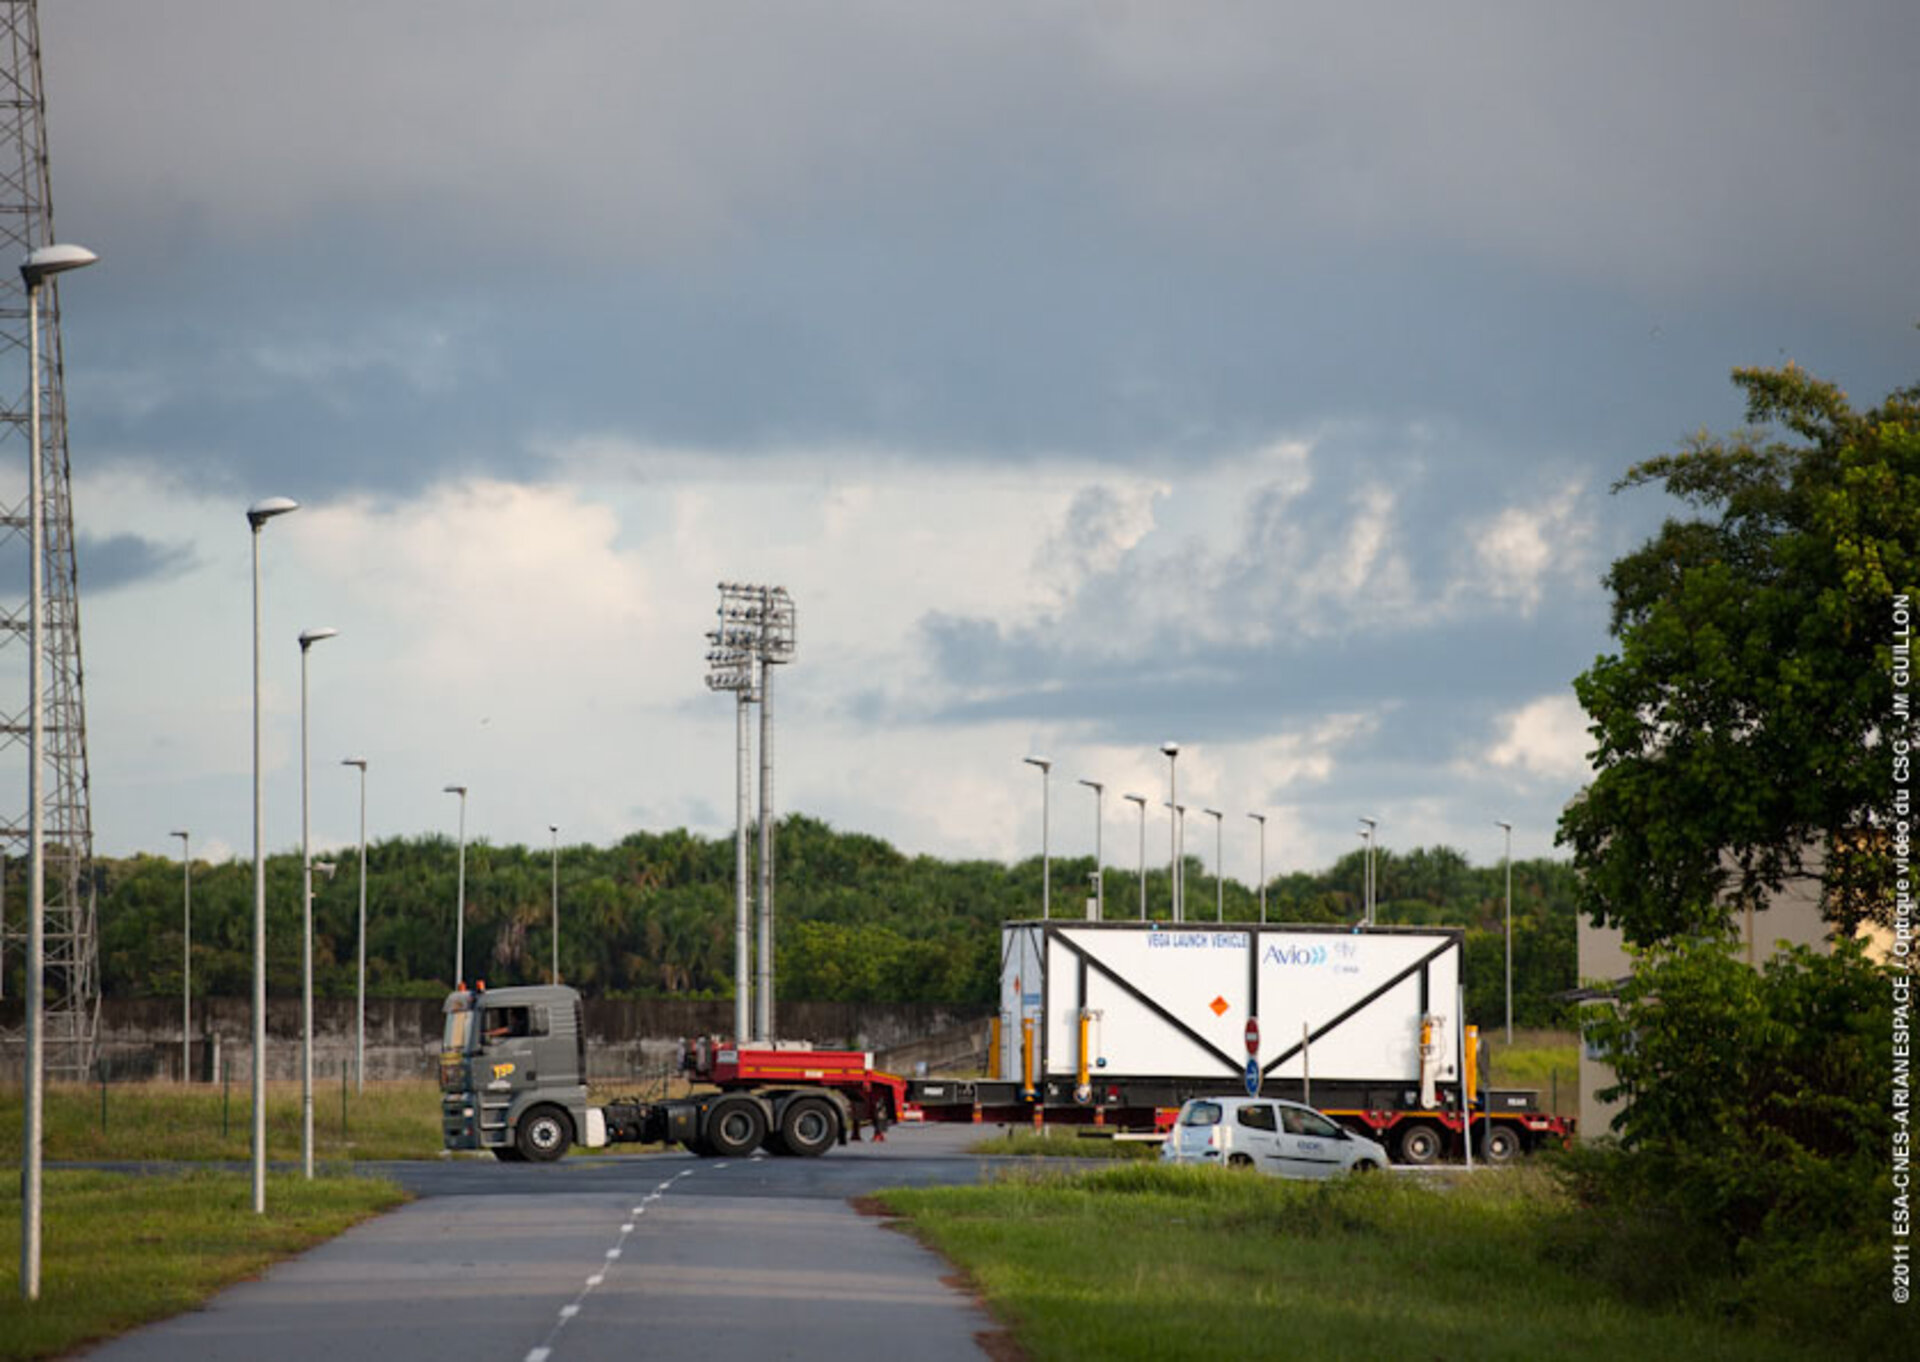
[0,1167,408,1361]
[878,1163,1827,1361]
[969,1128,1160,1159]
[0,1079,445,1163]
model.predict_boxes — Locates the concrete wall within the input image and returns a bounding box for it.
[0,995,992,1084]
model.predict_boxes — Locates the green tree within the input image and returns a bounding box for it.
[1559,364,1920,944]
[1568,937,1894,1338]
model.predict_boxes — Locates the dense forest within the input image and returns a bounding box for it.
[40,815,1578,1027]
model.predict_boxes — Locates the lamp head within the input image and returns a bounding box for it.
[247,496,299,529]
[342,757,367,771]
[299,626,339,650]
[1022,755,1051,772]
[443,784,467,796]
[1160,741,1180,757]
[21,242,98,288]
[1077,778,1102,793]
[171,829,189,841]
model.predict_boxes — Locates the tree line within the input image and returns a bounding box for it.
[44,815,1577,1028]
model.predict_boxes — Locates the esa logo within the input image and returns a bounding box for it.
[1264,943,1329,967]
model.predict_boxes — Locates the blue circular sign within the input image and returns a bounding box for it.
[1244,1058,1262,1096]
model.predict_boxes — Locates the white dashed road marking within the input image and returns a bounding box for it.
[524,1162,708,1361]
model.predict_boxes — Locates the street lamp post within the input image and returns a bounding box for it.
[172,830,190,1081]
[1497,820,1514,1044]
[549,824,561,984]
[1077,779,1103,918]
[1246,813,1267,923]
[246,495,298,1217]
[444,786,468,984]
[21,242,97,1298]
[1023,756,1052,918]
[1123,794,1147,919]
[297,627,338,1180]
[1204,809,1223,920]
[1166,803,1188,922]
[342,759,368,1092]
[1161,743,1180,922]
[1358,816,1378,925]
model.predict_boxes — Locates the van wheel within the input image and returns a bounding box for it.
[706,1097,768,1157]
[1396,1124,1442,1166]
[516,1106,574,1163]
[1227,1152,1254,1169]
[779,1098,839,1158]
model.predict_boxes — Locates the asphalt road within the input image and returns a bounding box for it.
[78,1123,1038,1362]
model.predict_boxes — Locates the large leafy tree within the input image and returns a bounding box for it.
[1560,364,1920,945]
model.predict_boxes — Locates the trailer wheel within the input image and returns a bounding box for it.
[779,1098,838,1158]
[516,1106,574,1163]
[1396,1124,1442,1166]
[707,1097,768,1157]
[1481,1124,1523,1164]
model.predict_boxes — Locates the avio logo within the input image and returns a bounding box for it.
[1264,943,1329,967]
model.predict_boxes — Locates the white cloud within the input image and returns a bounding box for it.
[1486,694,1593,782]
[1460,482,1593,614]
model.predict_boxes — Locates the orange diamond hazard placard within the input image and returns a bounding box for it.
[1209,996,1229,1017]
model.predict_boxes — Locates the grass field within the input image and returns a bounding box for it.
[0,1078,447,1163]
[1485,1028,1579,1115]
[0,1168,407,1362]
[878,1162,1829,1361]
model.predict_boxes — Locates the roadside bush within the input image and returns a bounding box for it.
[1558,935,1897,1345]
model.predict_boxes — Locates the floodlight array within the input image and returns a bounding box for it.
[705,583,797,692]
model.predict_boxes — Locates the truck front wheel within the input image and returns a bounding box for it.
[706,1097,768,1157]
[516,1106,574,1163]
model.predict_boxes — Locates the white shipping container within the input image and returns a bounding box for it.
[999,920,1461,1088]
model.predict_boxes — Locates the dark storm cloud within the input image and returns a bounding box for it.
[77,532,194,592]
[42,3,1920,500]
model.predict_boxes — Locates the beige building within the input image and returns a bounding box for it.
[1575,868,1837,1141]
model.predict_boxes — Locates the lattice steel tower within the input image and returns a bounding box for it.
[0,0,98,1078]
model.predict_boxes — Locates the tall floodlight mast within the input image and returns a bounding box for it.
[705,582,796,1043]
[0,1,99,1084]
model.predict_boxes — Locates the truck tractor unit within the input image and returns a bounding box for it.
[439,983,907,1162]
[903,921,1573,1164]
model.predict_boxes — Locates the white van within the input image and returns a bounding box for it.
[1160,1096,1389,1178]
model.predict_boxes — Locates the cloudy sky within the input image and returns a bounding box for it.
[13,1,1918,884]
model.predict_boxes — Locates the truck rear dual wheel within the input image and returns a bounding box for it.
[776,1098,838,1158]
[707,1097,769,1157]
[1396,1124,1443,1166]
[1480,1125,1523,1163]
[516,1106,574,1163]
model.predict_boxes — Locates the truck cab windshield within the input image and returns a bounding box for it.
[443,1007,474,1053]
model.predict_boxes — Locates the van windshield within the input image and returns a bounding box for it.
[1180,1101,1224,1127]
